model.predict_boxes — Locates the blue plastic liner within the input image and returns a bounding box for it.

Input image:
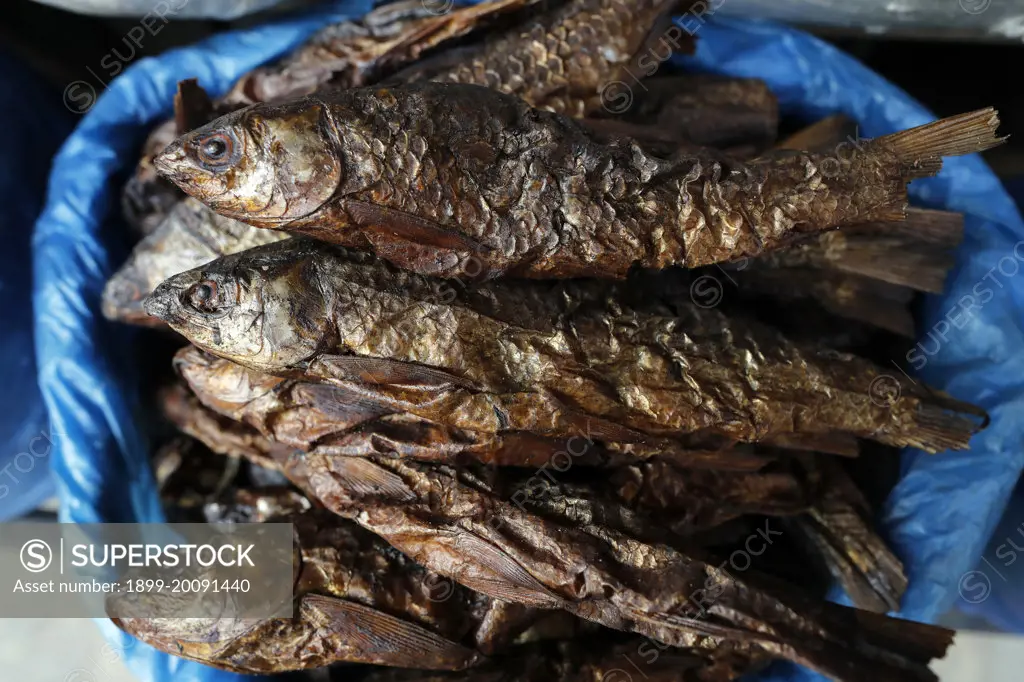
[33,4,1024,681]
[0,49,72,521]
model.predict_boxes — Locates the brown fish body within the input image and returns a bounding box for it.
[299,453,952,682]
[147,238,985,454]
[123,0,549,232]
[224,0,551,107]
[174,345,620,468]
[155,83,1002,280]
[173,345,827,476]
[112,510,550,673]
[393,0,688,117]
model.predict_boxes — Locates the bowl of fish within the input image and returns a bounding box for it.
[32,1,1024,681]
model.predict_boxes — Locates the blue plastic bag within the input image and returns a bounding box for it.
[33,3,1024,681]
[0,49,72,521]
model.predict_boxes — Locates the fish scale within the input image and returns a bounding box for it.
[165,84,1002,281]
[147,238,986,454]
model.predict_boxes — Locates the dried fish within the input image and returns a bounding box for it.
[154,82,1002,280]
[297,453,953,682]
[146,238,986,453]
[392,0,693,117]
[160,382,286,472]
[174,344,826,469]
[788,460,907,613]
[111,509,559,672]
[222,0,548,107]
[123,0,544,232]
[103,198,287,325]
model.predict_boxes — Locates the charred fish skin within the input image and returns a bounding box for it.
[145,238,985,454]
[155,82,1003,280]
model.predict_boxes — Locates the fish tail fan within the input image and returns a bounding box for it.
[872,108,1005,180]
[790,506,906,613]
[897,394,988,452]
[853,207,964,247]
[790,607,954,682]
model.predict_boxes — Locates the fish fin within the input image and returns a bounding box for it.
[872,108,1005,179]
[899,394,988,453]
[791,507,906,613]
[562,410,651,445]
[843,608,955,668]
[808,231,957,294]
[761,431,860,458]
[291,383,392,428]
[313,454,417,503]
[794,603,954,682]
[174,79,214,134]
[299,594,483,670]
[775,115,857,153]
[846,207,963,248]
[450,531,567,608]
[821,208,964,292]
[313,354,478,391]
[627,606,764,642]
[345,199,491,254]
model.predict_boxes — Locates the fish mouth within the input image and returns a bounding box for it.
[154,141,206,192]
[153,142,186,177]
[143,290,178,324]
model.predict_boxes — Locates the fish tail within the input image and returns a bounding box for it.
[860,381,988,453]
[791,506,907,613]
[871,107,1005,180]
[857,207,964,247]
[794,605,955,682]
[898,394,988,452]
[817,209,962,293]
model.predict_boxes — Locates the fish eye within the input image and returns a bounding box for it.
[186,280,220,313]
[193,131,239,170]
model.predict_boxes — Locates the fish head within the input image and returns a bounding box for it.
[154,100,342,225]
[144,242,330,373]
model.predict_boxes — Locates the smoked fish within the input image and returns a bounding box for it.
[145,238,987,453]
[296,452,954,682]
[154,82,1003,279]
[111,509,556,672]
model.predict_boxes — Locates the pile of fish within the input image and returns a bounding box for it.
[101,1,1005,680]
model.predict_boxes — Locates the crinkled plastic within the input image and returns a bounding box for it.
[951,174,1024,635]
[0,49,72,521]
[32,3,1024,681]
